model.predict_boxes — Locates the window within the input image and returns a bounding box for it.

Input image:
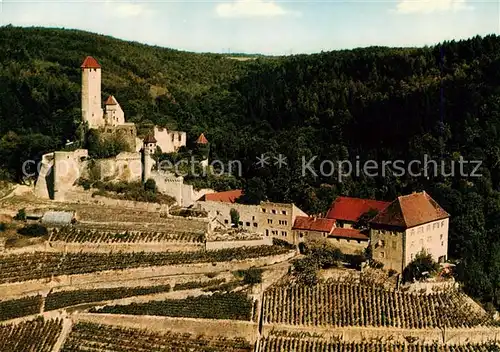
[171,135,174,142]
[252,216,255,220]
[224,219,229,224]
[392,241,397,250]
[441,221,445,227]
[238,221,243,226]
[278,220,288,226]
[440,234,443,240]
[267,219,273,224]
[299,232,304,238]
[411,241,415,248]
[380,252,385,259]
[357,240,361,244]
[265,229,269,236]
[262,208,266,213]
[272,209,277,214]
[427,236,432,242]
[253,223,258,227]
[178,134,181,142]
[436,223,440,229]
[378,240,385,248]
[281,231,287,237]
[411,229,415,236]
[426,225,431,231]
[282,210,287,215]
[246,222,250,227]
[441,241,444,246]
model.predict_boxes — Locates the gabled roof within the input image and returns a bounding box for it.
[196,133,209,144]
[329,227,369,241]
[201,189,243,203]
[293,216,335,233]
[326,196,390,222]
[105,96,118,105]
[81,56,101,69]
[143,134,157,144]
[369,191,449,229]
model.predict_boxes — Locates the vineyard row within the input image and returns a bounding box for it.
[49,226,205,244]
[262,282,492,329]
[0,245,289,284]
[91,291,254,321]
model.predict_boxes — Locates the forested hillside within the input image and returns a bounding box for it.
[1,26,500,309]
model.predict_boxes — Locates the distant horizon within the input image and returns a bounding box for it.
[2,24,495,57]
[1,0,497,55]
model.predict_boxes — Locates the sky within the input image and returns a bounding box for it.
[0,0,498,55]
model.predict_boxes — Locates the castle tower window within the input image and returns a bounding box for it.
[178,134,181,142]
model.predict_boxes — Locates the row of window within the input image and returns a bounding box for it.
[409,234,444,248]
[267,219,288,225]
[410,221,446,235]
[265,229,288,237]
[171,134,182,142]
[262,208,287,215]
[223,219,258,227]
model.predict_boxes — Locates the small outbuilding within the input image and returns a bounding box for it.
[41,211,75,226]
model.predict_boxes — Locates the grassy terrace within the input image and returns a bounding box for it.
[0,245,290,284]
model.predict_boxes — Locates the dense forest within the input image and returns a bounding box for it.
[1,26,500,309]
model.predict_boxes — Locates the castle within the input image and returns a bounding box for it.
[34,56,210,203]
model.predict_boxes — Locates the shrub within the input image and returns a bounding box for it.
[144,179,157,193]
[239,268,263,285]
[0,223,6,232]
[17,224,48,237]
[14,208,26,221]
[403,250,439,283]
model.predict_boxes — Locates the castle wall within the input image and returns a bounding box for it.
[153,173,213,207]
[34,152,54,199]
[154,127,187,153]
[52,150,88,201]
[81,152,142,183]
[98,124,137,152]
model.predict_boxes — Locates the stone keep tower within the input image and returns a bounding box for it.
[142,134,157,183]
[81,56,104,129]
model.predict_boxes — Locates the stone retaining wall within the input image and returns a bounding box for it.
[263,324,500,345]
[74,313,259,343]
[205,237,273,250]
[46,241,203,253]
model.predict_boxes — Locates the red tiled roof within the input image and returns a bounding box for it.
[329,227,369,241]
[370,191,449,228]
[326,196,390,222]
[292,216,335,233]
[196,133,209,144]
[81,56,101,69]
[202,189,243,203]
[143,134,157,144]
[105,96,118,105]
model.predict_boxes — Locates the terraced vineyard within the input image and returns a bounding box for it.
[262,282,491,328]
[91,292,254,321]
[0,245,289,283]
[259,337,499,351]
[45,285,171,311]
[0,295,42,321]
[0,317,63,351]
[62,322,253,351]
[49,226,205,243]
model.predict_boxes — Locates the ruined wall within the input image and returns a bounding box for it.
[153,173,213,207]
[98,123,137,152]
[53,150,88,201]
[370,226,405,272]
[80,152,142,183]
[34,152,54,199]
